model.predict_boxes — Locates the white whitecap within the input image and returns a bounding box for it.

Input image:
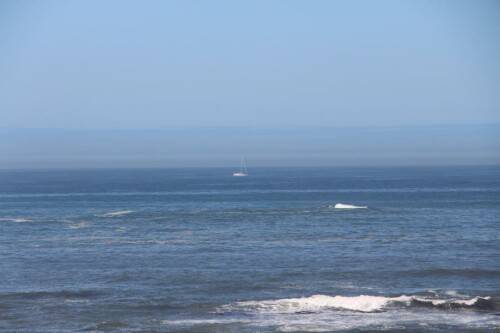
[101,210,134,217]
[331,203,367,209]
[413,296,489,306]
[227,294,406,313]
[0,218,34,223]
[444,290,459,296]
[222,294,490,314]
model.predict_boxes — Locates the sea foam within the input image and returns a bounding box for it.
[227,295,405,313]
[0,218,33,223]
[331,203,367,209]
[223,294,493,314]
[101,210,133,217]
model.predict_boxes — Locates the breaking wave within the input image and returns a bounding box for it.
[330,203,367,209]
[101,210,134,217]
[221,294,495,314]
[167,294,499,332]
[0,218,33,223]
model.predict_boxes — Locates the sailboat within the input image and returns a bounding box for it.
[233,157,248,176]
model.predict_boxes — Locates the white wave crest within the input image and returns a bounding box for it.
[413,296,489,306]
[228,295,407,313]
[101,210,133,217]
[331,203,367,209]
[223,294,491,314]
[0,218,34,223]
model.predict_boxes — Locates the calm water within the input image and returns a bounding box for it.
[0,166,499,332]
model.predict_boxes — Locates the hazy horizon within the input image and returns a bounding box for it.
[1,123,498,168]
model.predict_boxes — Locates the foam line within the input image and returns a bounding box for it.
[0,218,33,223]
[101,210,133,217]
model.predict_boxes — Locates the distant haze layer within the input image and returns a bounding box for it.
[0,124,498,168]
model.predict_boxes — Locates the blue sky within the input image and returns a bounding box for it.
[1,0,499,129]
[0,0,499,167]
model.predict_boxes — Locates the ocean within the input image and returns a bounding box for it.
[0,166,498,332]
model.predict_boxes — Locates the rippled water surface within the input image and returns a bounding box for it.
[0,166,499,332]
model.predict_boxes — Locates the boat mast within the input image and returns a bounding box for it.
[241,157,247,174]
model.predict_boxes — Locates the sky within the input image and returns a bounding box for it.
[0,0,499,167]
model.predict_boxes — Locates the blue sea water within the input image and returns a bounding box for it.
[0,166,499,332]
